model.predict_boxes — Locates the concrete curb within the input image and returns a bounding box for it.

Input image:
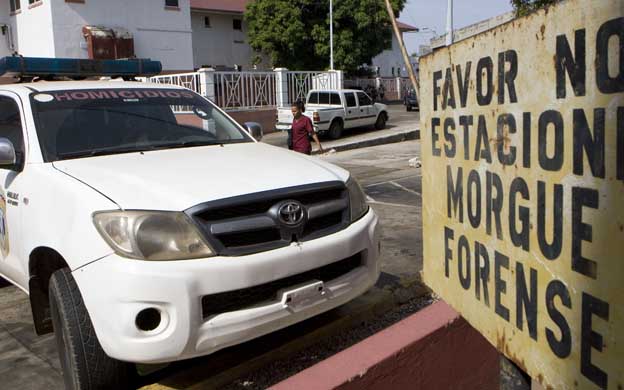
[312,129,420,155]
[140,279,429,390]
[270,301,500,390]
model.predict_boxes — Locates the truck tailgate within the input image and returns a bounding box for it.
[276,108,293,130]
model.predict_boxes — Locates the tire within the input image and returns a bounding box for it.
[406,105,412,112]
[375,113,387,130]
[328,120,343,139]
[49,268,136,390]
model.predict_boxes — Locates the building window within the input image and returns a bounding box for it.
[165,0,178,7]
[204,16,211,28]
[233,19,242,31]
[27,0,42,7]
[10,0,21,13]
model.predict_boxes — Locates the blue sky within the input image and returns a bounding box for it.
[398,0,514,55]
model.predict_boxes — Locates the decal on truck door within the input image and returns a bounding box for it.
[0,192,9,258]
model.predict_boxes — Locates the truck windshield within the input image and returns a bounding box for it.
[29,88,252,162]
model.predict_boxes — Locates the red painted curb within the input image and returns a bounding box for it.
[270,301,499,390]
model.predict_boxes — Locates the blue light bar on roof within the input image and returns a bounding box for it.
[0,56,162,78]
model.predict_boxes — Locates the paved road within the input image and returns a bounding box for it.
[322,140,422,283]
[0,140,423,390]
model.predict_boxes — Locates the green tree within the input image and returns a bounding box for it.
[510,0,560,16]
[245,0,406,73]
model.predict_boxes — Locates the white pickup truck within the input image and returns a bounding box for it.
[0,58,380,390]
[276,89,389,139]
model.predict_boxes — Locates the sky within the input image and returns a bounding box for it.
[398,0,514,55]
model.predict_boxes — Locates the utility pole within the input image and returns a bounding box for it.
[383,0,419,105]
[446,0,453,46]
[330,0,334,70]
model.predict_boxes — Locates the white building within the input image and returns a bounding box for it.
[190,0,269,70]
[371,20,418,78]
[0,0,195,71]
[0,0,415,75]
[0,0,266,72]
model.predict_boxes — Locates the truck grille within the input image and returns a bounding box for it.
[185,181,350,256]
[201,252,363,319]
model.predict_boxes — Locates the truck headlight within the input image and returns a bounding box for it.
[346,177,369,222]
[93,211,214,261]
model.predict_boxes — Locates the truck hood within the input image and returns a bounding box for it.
[52,142,348,211]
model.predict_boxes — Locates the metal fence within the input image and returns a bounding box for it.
[344,77,411,101]
[286,71,340,105]
[146,70,341,110]
[212,72,277,110]
[344,78,376,90]
[147,72,201,94]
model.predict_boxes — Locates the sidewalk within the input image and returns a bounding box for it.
[262,123,420,155]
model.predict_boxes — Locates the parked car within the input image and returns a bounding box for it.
[404,88,419,111]
[0,57,380,389]
[276,89,389,139]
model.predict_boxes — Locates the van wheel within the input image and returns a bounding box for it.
[406,105,412,112]
[49,268,136,390]
[328,120,343,139]
[375,113,387,130]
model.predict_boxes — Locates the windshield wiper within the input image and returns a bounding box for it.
[149,140,224,150]
[57,146,156,160]
[56,140,227,160]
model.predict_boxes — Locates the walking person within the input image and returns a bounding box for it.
[290,100,323,155]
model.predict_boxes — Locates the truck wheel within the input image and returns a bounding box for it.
[49,268,136,390]
[375,113,387,130]
[328,120,343,139]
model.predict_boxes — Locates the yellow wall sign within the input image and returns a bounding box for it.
[420,1,623,388]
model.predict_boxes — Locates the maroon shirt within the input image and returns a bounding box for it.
[291,115,314,154]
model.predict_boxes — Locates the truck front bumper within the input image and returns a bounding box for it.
[73,208,380,364]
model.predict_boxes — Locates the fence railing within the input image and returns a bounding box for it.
[344,78,376,90]
[344,77,412,101]
[148,72,201,94]
[213,72,276,110]
[286,71,341,105]
[146,69,343,111]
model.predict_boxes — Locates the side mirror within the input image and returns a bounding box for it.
[244,122,263,142]
[0,138,16,168]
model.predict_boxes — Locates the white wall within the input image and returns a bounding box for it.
[49,0,194,71]
[191,11,270,71]
[0,5,12,57]
[372,34,410,78]
[7,0,56,58]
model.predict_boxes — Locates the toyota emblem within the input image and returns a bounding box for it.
[278,201,305,226]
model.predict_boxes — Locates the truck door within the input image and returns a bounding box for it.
[343,92,359,129]
[0,93,27,289]
[356,91,374,127]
